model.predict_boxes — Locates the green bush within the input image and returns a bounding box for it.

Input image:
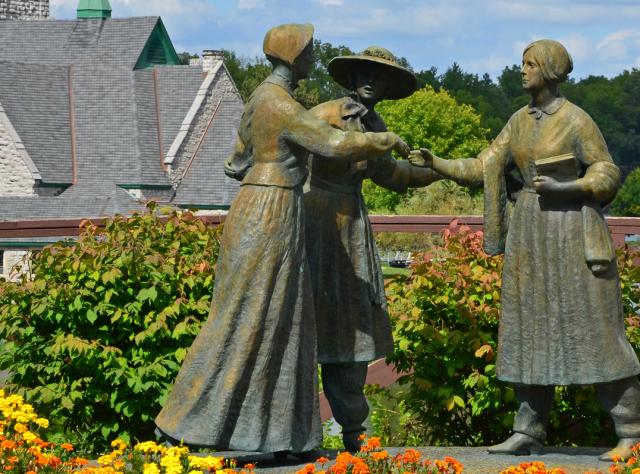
[378,221,640,447]
[363,86,489,213]
[0,204,221,453]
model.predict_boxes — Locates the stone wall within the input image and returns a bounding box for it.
[0,0,49,20]
[0,106,35,196]
[169,63,240,184]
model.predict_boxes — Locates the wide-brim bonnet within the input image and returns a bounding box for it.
[328,46,417,100]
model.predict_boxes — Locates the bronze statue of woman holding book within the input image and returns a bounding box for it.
[410,39,640,460]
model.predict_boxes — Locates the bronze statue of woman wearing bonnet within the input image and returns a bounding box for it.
[411,39,640,460]
[304,46,439,451]
[155,23,409,457]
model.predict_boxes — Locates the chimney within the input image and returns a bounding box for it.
[77,0,111,19]
[202,50,224,73]
[0,0,49,20]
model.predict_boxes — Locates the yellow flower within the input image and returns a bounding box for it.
[34,418,49,428]
[13,422,27,433]
[22,431,37,442]
[135,441,165,455]
[188,455,224,470]
[111,438,128,453]
[97,454,115,466]
[188,471,204,474]
[143,463,161,474]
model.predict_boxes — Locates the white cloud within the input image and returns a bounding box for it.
[488,0,640,23]
[465,54,515,76]
[596,29,640,62]
[315,0,343,5]
[237,0,265,11]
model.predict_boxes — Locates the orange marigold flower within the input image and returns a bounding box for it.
[632,469,640,474]
[609,464,621,474]
[244,463,256,469]
[401,449,421,464]
[72,457,90,466]
[295,463,315,474]
[316,456,330,465]
[358,434,366,441]
[351,463,370,474]
[370,450,389,461]
[1,440,16,450]
[628,457,639,466]
[60,442,74,452]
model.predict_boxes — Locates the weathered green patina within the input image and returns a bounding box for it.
[77,0,111,19]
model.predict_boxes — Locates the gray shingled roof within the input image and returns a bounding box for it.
[0,17,159,69]
[173,93,243,207]
[0,61,73,183]
[0,16,243,219]
[155,65,204,159]
[0,181,145,222]
[71,64,170,186]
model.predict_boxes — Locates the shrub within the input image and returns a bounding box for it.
[0,204,221,453]
[380,221,640,447]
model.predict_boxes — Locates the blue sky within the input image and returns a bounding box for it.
[51,0,640,80]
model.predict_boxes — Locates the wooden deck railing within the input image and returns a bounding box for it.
[0,214,639,247]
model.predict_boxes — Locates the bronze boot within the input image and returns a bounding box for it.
[599,438,640,461]
[487,432,543,455]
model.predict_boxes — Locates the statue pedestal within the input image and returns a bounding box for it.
[207,446,614,473]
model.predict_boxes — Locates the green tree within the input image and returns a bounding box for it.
[610,167,640,216]
[294,39,353,108]
[362,86,489,212]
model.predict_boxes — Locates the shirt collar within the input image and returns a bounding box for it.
[527,96,566,119]
[263,73,294,95]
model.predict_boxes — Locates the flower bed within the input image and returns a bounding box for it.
[0,389,251,473]
[294,435,464,474]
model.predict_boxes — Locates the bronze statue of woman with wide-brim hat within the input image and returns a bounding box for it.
[304,46,440,451]
[155,26,410,458]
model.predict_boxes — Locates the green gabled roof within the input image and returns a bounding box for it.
[77,0,112,19]
[134,18,181,69]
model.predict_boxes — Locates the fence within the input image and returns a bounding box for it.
[0,214,639,246]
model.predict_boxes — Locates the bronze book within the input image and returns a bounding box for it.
[534,153,578,182]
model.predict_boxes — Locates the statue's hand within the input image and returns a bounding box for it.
[392,135,410,159]
[533,175,564,195]
[409,148,436,168]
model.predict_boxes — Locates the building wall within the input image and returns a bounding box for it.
[0,111,35,196]
[170,63,239,184]
[2,250,29,280]
[0,0,49,20]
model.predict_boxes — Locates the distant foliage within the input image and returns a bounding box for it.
[377,222,640,447]
[0,205,221,453]
[363,87,489,212]
[610,166,640,216]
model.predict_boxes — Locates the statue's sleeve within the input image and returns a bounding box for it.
[224,132,253,181]
[574,114,621,205]
[282,101,398,162]
[439,119,512,187]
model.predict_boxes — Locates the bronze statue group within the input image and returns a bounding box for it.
[154,23,640,462]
